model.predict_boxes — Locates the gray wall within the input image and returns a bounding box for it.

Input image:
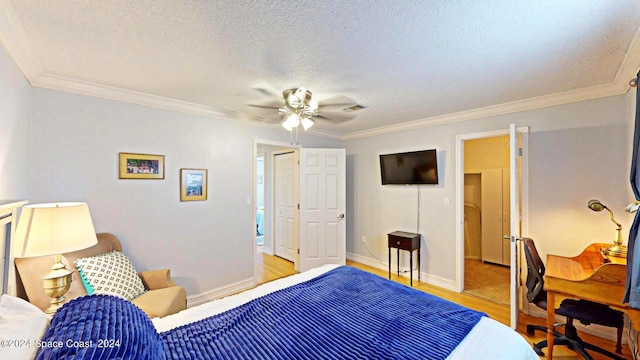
[0,45,31,200]
[345,95,632,283]
[24,87,341,296]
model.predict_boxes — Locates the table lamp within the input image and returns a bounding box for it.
[587,199,627,258]
[14,202,98,314]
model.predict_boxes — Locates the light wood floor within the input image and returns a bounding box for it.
[256,251,632,359]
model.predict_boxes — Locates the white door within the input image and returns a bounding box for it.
[299,148,346,272]
[274,151,298,262]
[509,124,527,329]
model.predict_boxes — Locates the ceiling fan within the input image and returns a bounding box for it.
[246,87,365,131]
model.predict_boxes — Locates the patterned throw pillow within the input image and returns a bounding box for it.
[74,251,146,301]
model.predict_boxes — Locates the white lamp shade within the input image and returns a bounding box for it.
[14,202,98,258]
[282,113,300,130]
[301,117,314,130]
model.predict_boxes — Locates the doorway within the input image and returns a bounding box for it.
[253,140,298,283]
[462,135,511,305]
[455,125,528,329]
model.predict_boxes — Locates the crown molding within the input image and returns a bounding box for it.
[35,72,244,119]
[27,70,633,143]
[32,72,341,141]
[342,82,627,141]
[343,25,640,141]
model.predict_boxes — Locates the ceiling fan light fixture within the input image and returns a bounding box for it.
[301,117,314,130]
[302,107,318,117]
[282,113,300,130]
[287,92,299,108]
[295,87,307,102]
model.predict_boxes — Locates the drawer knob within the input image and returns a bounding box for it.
[397,241,400,245]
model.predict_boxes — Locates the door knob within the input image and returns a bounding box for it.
[337,213,345,219]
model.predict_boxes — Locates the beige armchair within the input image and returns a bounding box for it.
[15,233,186,318]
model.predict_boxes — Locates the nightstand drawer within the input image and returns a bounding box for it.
[388,236,414,250]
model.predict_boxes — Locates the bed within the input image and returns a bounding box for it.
[7,265,538,359]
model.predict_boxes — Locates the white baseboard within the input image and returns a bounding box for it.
[347,252,457,292]
[186,277,256,308]
[263,246,274,256]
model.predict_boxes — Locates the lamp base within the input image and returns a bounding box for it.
[602,245,627,258]
[42,255,74,315]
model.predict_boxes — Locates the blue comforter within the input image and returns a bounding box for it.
[37,266,486,360]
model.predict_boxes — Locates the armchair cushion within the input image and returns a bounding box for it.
[132,286,187,319]
[138,269,177,290]
[74,250,146,300]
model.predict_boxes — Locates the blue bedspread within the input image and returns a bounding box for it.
[38,266,486,360]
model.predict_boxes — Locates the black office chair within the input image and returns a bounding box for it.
[522,238,625,359]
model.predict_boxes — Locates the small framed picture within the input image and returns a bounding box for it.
[119,152,165,179]
[180,168,208,201]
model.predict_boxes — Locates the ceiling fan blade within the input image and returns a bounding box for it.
[316,112,356,123]
[246,97,284,110]
[247,104,280,110]
[251,86,280,97]
[318,95,358,109]
[258,116,283,124]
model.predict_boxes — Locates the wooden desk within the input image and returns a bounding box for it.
[544,243,640,359]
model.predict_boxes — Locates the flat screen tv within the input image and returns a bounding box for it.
[380,149,438,185]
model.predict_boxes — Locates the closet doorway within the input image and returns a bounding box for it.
[456,124,528,329]
[462,135,511,306]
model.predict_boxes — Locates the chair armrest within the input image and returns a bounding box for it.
[138,269,177,290]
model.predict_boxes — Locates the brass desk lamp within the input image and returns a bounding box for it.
[587,199,627,258]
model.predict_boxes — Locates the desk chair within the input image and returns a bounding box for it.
[522,238,624,359]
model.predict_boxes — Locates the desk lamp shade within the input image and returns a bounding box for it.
[14,202,98,313]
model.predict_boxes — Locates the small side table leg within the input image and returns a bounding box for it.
[397,248,400,277]
[410,250,413,286]
[388,248,391,280]
[417,246,421,283]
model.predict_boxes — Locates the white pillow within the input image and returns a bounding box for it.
[0,294,50,360]
[75,250,147,300]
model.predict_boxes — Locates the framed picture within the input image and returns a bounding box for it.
[119,152,165,179]
[180,168,208,201]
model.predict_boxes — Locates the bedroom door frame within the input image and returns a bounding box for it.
[454,125,529,329]
[253,139,300,282]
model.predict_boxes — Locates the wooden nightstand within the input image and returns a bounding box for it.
[388,231,421,286]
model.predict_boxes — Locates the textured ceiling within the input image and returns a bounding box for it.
[2,0,640,138]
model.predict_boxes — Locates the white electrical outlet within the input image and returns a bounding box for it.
[361,236,366,243]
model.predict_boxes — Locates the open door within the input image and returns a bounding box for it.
[299,148,346,272]
[509,124,528,329]
[274,151,298,263]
